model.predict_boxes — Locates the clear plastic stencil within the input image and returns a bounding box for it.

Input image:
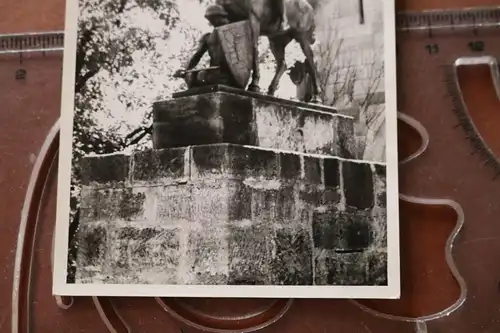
[3,4,500,333]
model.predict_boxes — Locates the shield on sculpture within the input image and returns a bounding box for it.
[215,20,254,89]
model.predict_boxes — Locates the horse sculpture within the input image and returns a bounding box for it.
[288,60,315,103]
[215,0,322,103]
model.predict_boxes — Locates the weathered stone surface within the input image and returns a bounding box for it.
[80,153,130,186]
[79,187,146,222]
[300,112,338,155]
[299,184,341,208]
[299,184,323,206]
[371,207,388,249]
[228,222,272,285]
[75,224,108,269]
[132,148,186,183]
[303,156,322,185]
[334,208,373,252]
[119,189,147,221]
[366,250,388,285]
[342,161,375,210]
[117,227,180,269]
[226,144,280,179]
[190,144,228,178]
[74,225,181,285]
[275,185,296,222]
[312,207,373,252]
[191,181,230,224]
[188,144,283,180]
[79,144,386,192]
[336,106,359,159]
[156,185,193,224]
[373,164,387,208]
[186,225,229,285]
[323,187,342,205]
[271,228,313,285]
[153,92,252,148]
[312,207,339,250]
[153,87,354,157]
[374,162,386,178]
[279,152,301,181]
[75,143,387,285]
[227,182,252,220]
[251,187,279,223]
[315,252,368,285]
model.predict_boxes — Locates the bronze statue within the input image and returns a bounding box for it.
[215,0,322,103]
[174,5,242,89]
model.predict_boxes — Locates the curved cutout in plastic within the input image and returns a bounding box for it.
[397,111,429,164]
[448,56,500,175]
[11,120,60,333]
[156,297,293,332]
[353,111,466,332]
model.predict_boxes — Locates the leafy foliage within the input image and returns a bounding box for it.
[73,0,179,155]
[70,0,202,211]
[67,0,194,280]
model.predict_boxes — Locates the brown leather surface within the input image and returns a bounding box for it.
[1,0,500,332]
[0,0,65,33]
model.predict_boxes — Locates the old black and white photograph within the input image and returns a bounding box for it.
[53,0,400,298]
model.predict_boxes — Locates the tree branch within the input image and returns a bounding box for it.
[118,0,128,13]
[75,27,94,80]
[75,67,100,94]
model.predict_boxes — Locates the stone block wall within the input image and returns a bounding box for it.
[75,144,387,286]
[152,87,356,158]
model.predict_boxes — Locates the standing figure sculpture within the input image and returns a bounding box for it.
[215,0,322,103]
[174,5,240,88]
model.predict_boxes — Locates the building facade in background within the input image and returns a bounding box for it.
[315,0,386,162]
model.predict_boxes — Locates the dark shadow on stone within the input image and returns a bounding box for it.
[337,218,372,252]
[324,158,339,188]
[312,207,338,250]
[132,148,185,181]
[226,145,280,178]
[118,188,146,221]
[218,94,256,145]
[279,152,301,180]
[172,85,338,114]
[191,144,227,176]
[342,162,374,210]
[303,156,322,184]
[80,154,130,185]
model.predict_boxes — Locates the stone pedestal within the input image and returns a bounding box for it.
[76,144,387,285]
[153,85,357,158]
[74,86,388,286]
